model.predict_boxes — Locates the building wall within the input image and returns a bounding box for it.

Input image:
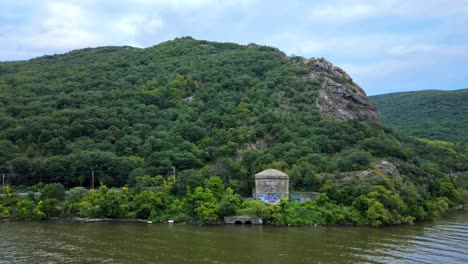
[255,176,289,203]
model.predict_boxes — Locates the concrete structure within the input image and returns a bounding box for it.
[290,192,320,202]
[254,169,289,204]
[224,216,263,225]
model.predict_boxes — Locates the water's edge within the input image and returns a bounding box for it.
[2,205,465,228]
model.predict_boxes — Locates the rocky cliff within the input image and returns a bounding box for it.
[293,57,381,122]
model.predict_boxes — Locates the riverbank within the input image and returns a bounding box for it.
[2,203,465,227]
[2,179,466,228]
[1,199,466,227]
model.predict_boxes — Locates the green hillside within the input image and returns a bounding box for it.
[371,89,468,142]
[0,37,324,191]
[0,37,466,225]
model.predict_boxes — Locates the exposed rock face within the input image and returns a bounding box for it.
[294,57,380,122]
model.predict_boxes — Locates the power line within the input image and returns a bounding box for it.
[1,169,131,177]
[1,169,132,188]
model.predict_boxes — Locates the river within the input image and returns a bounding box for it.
[0,210,467,263]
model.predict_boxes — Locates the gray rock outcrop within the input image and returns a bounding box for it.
[294,57,381,122]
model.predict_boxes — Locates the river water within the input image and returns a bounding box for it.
[0,210,467,264]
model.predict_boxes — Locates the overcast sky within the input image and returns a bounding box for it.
[1,0,467,95]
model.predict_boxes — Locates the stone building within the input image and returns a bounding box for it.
[254,169,289,204]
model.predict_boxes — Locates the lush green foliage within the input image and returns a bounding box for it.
[0,37,321,192]
[0,38,466,226]
[370,89,468,142]
[0,178,245,223]
[0,173,464,226]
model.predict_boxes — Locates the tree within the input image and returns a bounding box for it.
[366,199,391,227]
[218,187,243,217]
[436,177,461,206]
[40,183,66,201]
[186,187,219,222]
[205,176,224,200]
[131,190,160,219]
[337,149,372,172]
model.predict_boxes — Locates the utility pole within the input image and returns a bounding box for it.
[91,171,95,190]
[2,174,5,193]
[172,166,176,183]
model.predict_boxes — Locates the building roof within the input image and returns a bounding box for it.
[255,169,288,178]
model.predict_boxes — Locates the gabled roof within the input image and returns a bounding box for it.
[255,169,288,178]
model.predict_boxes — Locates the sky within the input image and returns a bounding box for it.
[1,0,467,95]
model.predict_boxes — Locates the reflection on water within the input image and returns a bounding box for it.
[0,210,467,264]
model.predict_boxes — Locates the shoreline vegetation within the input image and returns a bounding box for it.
[1,174,466,227]
[1,210,465,227]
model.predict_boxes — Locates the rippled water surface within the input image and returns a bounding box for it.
[0,210,467,263]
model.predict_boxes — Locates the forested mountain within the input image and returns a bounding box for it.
[0,37,466,221]
[370,89,468,142]
[0,37,384,189]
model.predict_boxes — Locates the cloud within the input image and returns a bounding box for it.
[308,3,379,22]
[129,0,253,9]
[0,1,169,57]
[269,31,423,60]
[24,2,103,49]
[340,43,468,95]
[307,0,468,21]
[113,15,164,46]
[386,45,436,56]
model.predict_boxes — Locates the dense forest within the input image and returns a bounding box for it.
[370,89,468,142]
[0,37,466,226]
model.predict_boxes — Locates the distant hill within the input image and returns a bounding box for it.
[370,89,468,142]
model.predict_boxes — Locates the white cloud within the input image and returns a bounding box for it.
[21,2,104,49]
[340,43,468,95]
[269,31,418,59]
[303,0,468,27]
[114,15,164,45]
[131,0,216,8]
[309,3,378,22]
[1,1,168,55]
[386,45,436,56]
[129,0,253,9]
